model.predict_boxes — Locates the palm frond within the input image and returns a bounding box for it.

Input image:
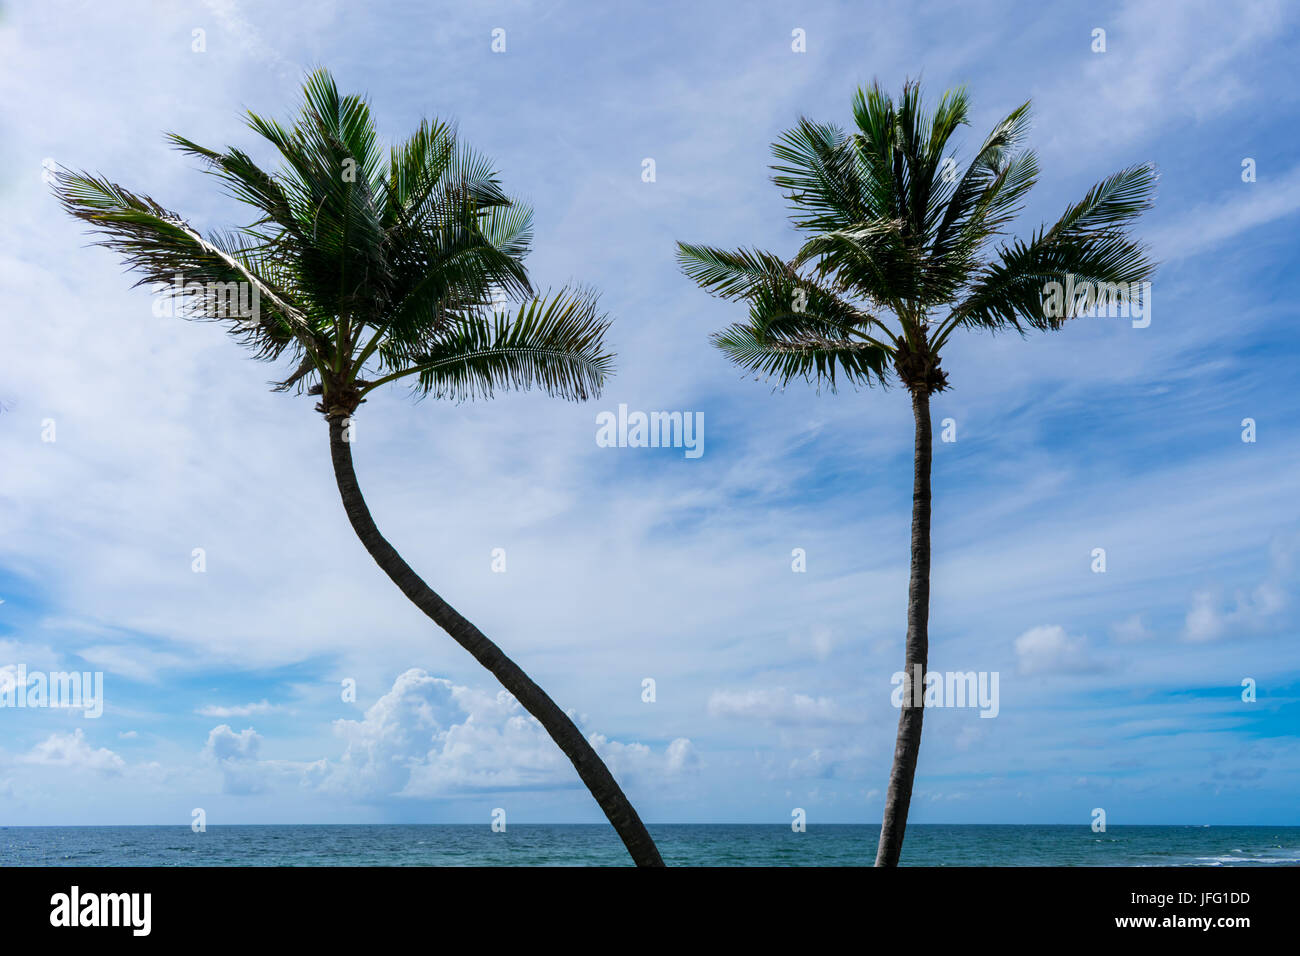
[710,271,894,390]
[771,118,874,231]
[373,287,613,402]
[675,243,793,299]
[51,169,323,362]
[939,163,1157,338]
[712,320,892,392]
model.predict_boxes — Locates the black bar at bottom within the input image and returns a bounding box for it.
[1,865,1290,941]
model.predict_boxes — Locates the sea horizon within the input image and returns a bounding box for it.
[4,823,1298,867]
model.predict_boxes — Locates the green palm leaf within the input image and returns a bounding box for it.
[373,287,613,403]
[681,81,1156,392]
[52,69,606,410]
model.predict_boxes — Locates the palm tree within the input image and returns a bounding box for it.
[54,69,664,867]
[678,81,1155,866]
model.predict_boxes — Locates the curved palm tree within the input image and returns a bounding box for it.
[679,81,1155,866]
[54,69,664,867]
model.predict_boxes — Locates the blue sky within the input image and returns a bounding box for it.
[0,0,1297,827]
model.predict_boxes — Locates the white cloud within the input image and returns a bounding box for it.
[1146,164,1300,262]
[196,700,279,718]
[1183,535,1296,642]
[313,669,693,800]
[198,0,303,76]
[664,737,700,774]
[205,725,262,762]
[1037,0,1293,164]
[1185,591,1224,643]
[707,688,856,726]
[1111,613,1152,643]
[75,646,187,684]
[0,639,62,671]
[22,729,125,774]
[1014,625,1104,676]
[203,724,269,794]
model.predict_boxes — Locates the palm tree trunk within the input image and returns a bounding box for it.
[875,388,933,866]
[326,416,665,867]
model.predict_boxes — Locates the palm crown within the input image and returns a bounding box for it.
[678,80,1156,394]
[54,68,613,420]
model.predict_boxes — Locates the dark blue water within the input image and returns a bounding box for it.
[2,824,1297,866]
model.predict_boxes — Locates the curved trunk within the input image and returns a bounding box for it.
[327,416,665,867]
[875,388,933,866]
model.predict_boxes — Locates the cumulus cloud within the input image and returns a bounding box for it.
[313,669,694,800]
[664,737,700,774]
[1014,625,1105,676]
[203,724,268,794]
[22,729,124,774]
[205,725,261,761]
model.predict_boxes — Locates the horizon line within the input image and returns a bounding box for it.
[4,822,1297,829]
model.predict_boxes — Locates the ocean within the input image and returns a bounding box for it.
[2,824,1298,866]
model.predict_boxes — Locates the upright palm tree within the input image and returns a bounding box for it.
[54,69,664,867]
[679,81,1155,866]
